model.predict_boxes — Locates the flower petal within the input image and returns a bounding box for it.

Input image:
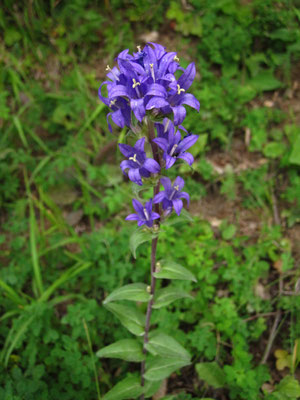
[146,83,167,98]
[143,158,160,173]
[132,198,144,215]
[179,191,190,206]
[128,168,143,185]
[172,105,186,126]
[130,98,145,122]
[146,97,170,110]
[165,154,176,169]
[179,93,200,111]
[177,134,198,153]
[173,199,183,216]
[109,85,130,99]
[177,62,196,91]
[134,137,146,152]
[173,176,185,191]
[120,160,134,174]
[152,137,168,152]
[111,109,126,128]
[153,191,166,204]
[119,143,134,158]
[160,177,172,192]
[98,81,110,106]
[125,213,139,221]
[177,152,194,166]
[151,212,160,220]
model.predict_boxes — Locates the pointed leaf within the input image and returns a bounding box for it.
[129,228,158,259]
[146,333,191,361]
[143,380,163,398]
[105,303,145,336]
[103,376,143,400]
[96,339,144,362]
[104,283,151,304]
[153,260,197,282]
[144,357,190,381]
[153,287,193,309]
[195,362,226,389]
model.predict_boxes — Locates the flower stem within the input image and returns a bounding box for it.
[140,120,161,398]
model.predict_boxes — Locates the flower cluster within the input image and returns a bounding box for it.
[98,43,200,227]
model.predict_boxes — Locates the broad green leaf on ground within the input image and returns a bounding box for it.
[263,142,286,159]
[249,70,283,92]
[289,135,300,166]
[103,283,151,304]
[143,380,163,398]
[144,357,190,381]
[153,260,197,282]
[104,303,145,336]
[102,376,143,400]
[196,362,226,389]
[152,287,193,309]
[129,228,157,259]
[96,339,144,362]
[146,333,191,361]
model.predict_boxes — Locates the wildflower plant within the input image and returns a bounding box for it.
[97,43,199,399]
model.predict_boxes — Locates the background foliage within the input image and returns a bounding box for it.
[0,0,300,399]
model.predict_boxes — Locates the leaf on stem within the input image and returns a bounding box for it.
[104,303,145,336]
[146,332,191,361]
[96,339,144,362]
[102,376,143,400]
[103,283,151,304]
[129,228,157,259]
[144,357,190,381]
[153,260,197,282]
[152,286,193,309]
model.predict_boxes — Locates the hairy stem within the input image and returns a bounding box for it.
[140,120,161,398]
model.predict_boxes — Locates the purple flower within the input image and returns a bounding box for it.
[119,137,160,186]
[98,43,199,130]
[153,176,189,216]
[153,127,198,169]
[126,198,160,227]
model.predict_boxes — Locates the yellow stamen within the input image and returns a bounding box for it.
[174,185,180,191]
[150,63,155,82]
[132,78,141,89]
[106,65,111,71]
[177,84,185,95]
[173,55,180,62]
[137,45,141,52]
[109,99,116,107]
[129,154,137,162]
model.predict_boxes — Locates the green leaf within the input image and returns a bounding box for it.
[274,375,300,398]
[153,260,197,282]
[103,376,143,400]
[221,223,236,240]
[143,380,163,398]
[263,142,286,159]
[153,287,193,309]
[105,303,145,336]
[103,283,151,304]
[144,357,190,381]
[96,339,144,362]
[129,228,157,259]
[195,362,226,389]
[146,333,191,361]
[249,70,283,92]
[289,135,300,166]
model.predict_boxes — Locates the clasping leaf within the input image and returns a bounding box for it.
[96,339,144,362]
[154,260,197,282]
[152,286,193,309]
[103,283,151,304]
[104,303,145,336]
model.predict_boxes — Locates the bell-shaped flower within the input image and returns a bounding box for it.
[153,127,198,169]
[98,43,200,130]
[126,198,160,227]
[153,176,189,216]
[119,137,160,186]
